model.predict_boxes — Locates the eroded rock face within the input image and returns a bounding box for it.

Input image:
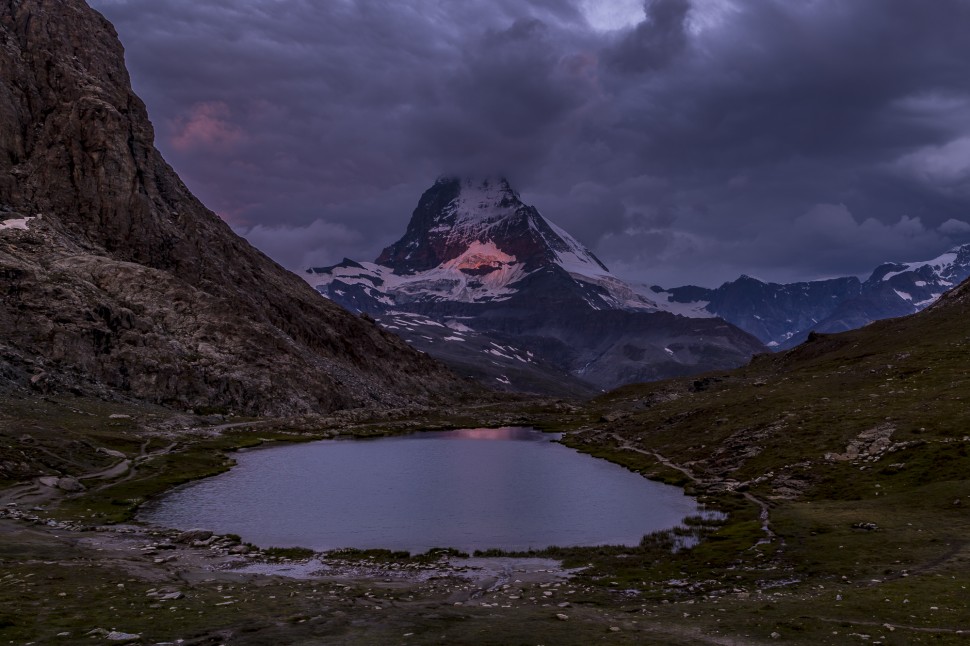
[0,0,473,414]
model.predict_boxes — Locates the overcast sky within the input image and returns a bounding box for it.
[90,0,970,287]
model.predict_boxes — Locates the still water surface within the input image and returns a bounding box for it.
[142,427,698,553]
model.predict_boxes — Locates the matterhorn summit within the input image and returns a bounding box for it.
[306,177,764,394]
[377,177,608,276]
[309,177,675,312]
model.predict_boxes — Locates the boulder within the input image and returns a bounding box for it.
[56,477,85,492]
[175,529,213,544]
[105,631,141,642]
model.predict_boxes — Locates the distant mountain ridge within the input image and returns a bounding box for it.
[307,176,970,394]
[656,245,970,348]
[308,177,765,394]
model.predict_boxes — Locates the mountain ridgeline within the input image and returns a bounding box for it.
[308,176,970,394]
[308,177,766,394]
[0,0,473,415]
[658,245,970,349]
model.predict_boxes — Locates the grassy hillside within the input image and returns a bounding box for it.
[1,284,968,644]
[548,280,970,642]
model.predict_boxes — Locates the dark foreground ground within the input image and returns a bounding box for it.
[1,360,968,646]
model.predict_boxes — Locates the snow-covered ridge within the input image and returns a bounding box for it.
[308,250,528,305]
[880,250,960,283]
[539,217,609,276]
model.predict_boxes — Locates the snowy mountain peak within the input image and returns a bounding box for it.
[375,176,609,280]
[871,243,970,284]
[304,176,766,394]
[310,176,668,312]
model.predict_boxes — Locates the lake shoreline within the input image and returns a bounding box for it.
[140,427,701,554]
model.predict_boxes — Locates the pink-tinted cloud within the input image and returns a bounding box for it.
[170,101,245,152]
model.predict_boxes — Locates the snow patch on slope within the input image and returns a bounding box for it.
[310,251,528,305]
[0,216,35,232]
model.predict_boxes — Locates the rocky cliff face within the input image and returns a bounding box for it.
[0,0,473,415]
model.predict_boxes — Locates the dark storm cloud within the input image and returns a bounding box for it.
[90,0,970,286]
[607,0,690,73]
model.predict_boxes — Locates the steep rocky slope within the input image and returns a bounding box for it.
[0,0,472,415]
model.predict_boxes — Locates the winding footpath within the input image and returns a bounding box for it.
[605,432,779,546]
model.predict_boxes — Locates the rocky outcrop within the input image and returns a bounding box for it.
[0,0,474,414]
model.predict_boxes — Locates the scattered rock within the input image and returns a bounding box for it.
[555,613,569,621]
[175,529,213,544]
[105,631,141,642]
[56,477,84,492]
[827,424,896,462]
[852,522,879,531]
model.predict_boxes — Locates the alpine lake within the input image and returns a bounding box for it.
[141,427,700,554]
